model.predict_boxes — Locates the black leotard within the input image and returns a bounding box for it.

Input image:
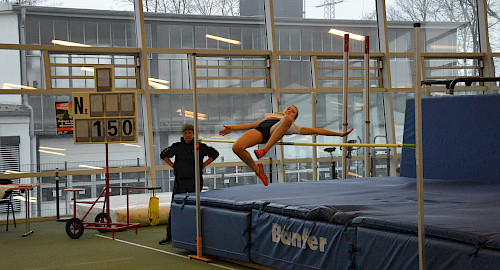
[254,119,280,143]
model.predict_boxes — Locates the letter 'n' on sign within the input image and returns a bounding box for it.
[73,93,90,120]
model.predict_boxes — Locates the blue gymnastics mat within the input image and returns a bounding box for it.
[171,94,500,269]
[400,94,500,183]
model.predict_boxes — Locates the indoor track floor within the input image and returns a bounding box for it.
[0,219,270,270]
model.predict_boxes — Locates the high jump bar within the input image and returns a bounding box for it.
[197,139,416,149]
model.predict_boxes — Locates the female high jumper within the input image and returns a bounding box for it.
[219,105,353,186]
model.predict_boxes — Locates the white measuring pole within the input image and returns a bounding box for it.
[189,53,210,262]
[363,36,371,178]
[341,34,350,179]
[413,23,426,270]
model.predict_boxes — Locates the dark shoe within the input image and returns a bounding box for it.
[256,164,269,186]
[254,148,267,159]
[159,237,172,245]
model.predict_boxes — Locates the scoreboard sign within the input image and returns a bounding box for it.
[72,67,138,144]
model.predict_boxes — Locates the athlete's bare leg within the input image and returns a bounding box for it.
[232,129,263,173]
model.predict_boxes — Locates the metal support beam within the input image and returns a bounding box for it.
[477,0,494,94]
[376,0,397,176]
[188,53,210,262]
[312,92,318,181]
[134,0,156,186]
[363,36,371,177]
[414,23,426,270]
[341,34,349,179]
[264,0,285,183]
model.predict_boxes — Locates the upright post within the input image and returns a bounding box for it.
[133,0,157,187]
[264,0,286,183]
[414,23,426,270]
[312,92,318,181]
[105,143,110,226]
[188,53,210,262]
[341,34,350,179]
[55,168,60,220]
[376,0,398,176]
[311,56,320,181]
[477,0,494,94]
[363,36,371,177]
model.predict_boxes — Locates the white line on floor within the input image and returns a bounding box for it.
[29,257,133,269]
[95,234,237,270]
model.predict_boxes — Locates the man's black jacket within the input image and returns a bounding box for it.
[160,137,219,179]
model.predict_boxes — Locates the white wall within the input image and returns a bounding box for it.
[0,3,22,105]
[0,115,31,170]
[0,4,31,174]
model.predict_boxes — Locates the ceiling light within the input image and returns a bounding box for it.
[4,170,24,174]
[177,109,207,120]
[432,92,453,96]
[39,146,66,151]
[13,195,37,203]
[148,81,170,89]
[52,39,92,47]
[80,67,94,72]
[348,172,362,178]
[205,34,241,45]
[148,78,170,89]
[121,143,141,147]
[79,165,104,170]
[148,78,170,84]
[328,29,365,41]
[2,83,38,90]
[38,149,67,156]
[430,45,457,50]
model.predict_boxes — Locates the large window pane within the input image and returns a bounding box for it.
[494,57,500,85]
[276,1,379,91]
[278,0,378,53]
[387,0,480,53]
[140,1,265,50]
[17,1,136,47]
[488,1,500,53]
[280,91,390,178]
[151,93,272,166]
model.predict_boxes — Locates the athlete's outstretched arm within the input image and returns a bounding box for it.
[298,127,353,137]
[219,120,263,136]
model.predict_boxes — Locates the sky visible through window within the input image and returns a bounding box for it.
[44,0,389,20]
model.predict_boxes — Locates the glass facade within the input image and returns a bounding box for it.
[0,0,498,219]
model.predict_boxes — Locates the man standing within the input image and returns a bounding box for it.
[159,123,219,245]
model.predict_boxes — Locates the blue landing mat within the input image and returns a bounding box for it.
[174,177,500,250]
[172,178,500,269]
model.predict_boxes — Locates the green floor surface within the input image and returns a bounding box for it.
[0,220,263,270]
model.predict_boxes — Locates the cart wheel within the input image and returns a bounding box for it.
[95,213,112,233]
[66,218,84,239]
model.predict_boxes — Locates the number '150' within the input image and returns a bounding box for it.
[93,119,133,137]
